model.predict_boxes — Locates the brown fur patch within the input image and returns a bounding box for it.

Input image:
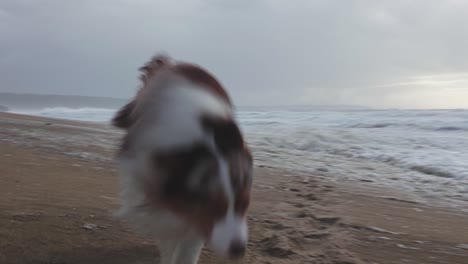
[138,54,173,86]
[162,188,229,238]
[174,63,232,105]
[200,115,244,155]
[201,115,253,216]
[148,144,230,239]
[229,150,253,216]
[112,100,137,129]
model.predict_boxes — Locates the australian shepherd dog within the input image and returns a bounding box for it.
[111,54,253,263]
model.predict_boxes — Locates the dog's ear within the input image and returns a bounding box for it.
[174,63,232,106]
[138,65,151,72]
[112,100,136,129]
[201,116,244,155]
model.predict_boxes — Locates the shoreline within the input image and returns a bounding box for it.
[1,112,467,263]
[4,110,466,212]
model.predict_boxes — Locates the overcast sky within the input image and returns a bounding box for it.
[1,0,468,109]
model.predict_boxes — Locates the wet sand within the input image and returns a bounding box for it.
[0,112,467,264]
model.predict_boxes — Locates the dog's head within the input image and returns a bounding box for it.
[113,54,253,259]
[153,115,253,258]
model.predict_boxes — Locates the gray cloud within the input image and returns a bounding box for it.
[1,0,468,108]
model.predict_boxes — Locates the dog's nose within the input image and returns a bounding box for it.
[228,240,246,259]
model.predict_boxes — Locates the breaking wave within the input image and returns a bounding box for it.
[13,107,117,122]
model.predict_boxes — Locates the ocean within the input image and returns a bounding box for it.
[7,106,468,208]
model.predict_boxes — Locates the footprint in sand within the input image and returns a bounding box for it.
[303,232,330,239]
[10,212,42,222]
[293,203,306,208]
[293,210,341,224]
[259,235,297,258]
[311,215,341,224]
[299,193,319,201]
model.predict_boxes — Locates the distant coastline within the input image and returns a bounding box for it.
[3,92,465,112]
[0,92,127,110]
[0,92,371,112]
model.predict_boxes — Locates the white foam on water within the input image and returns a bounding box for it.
[12,107,116,123]
[237,109,468,207]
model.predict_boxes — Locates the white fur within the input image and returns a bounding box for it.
[116,158,188,239]
[159,235,204,264]
[206,138,248,255]
[210,213,248,256]
[137,76,232,152]
[115,75,239,263]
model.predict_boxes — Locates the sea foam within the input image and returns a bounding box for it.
[9,106,468,206]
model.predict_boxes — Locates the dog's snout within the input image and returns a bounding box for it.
[228,240,246,259]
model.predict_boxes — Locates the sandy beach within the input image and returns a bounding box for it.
[1,112,467,264]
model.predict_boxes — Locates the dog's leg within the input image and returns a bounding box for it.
[159,237,203,264]
[172,236,204,264]
[158,239,179,264]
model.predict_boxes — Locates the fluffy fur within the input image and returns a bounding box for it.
[112,54,253,264]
